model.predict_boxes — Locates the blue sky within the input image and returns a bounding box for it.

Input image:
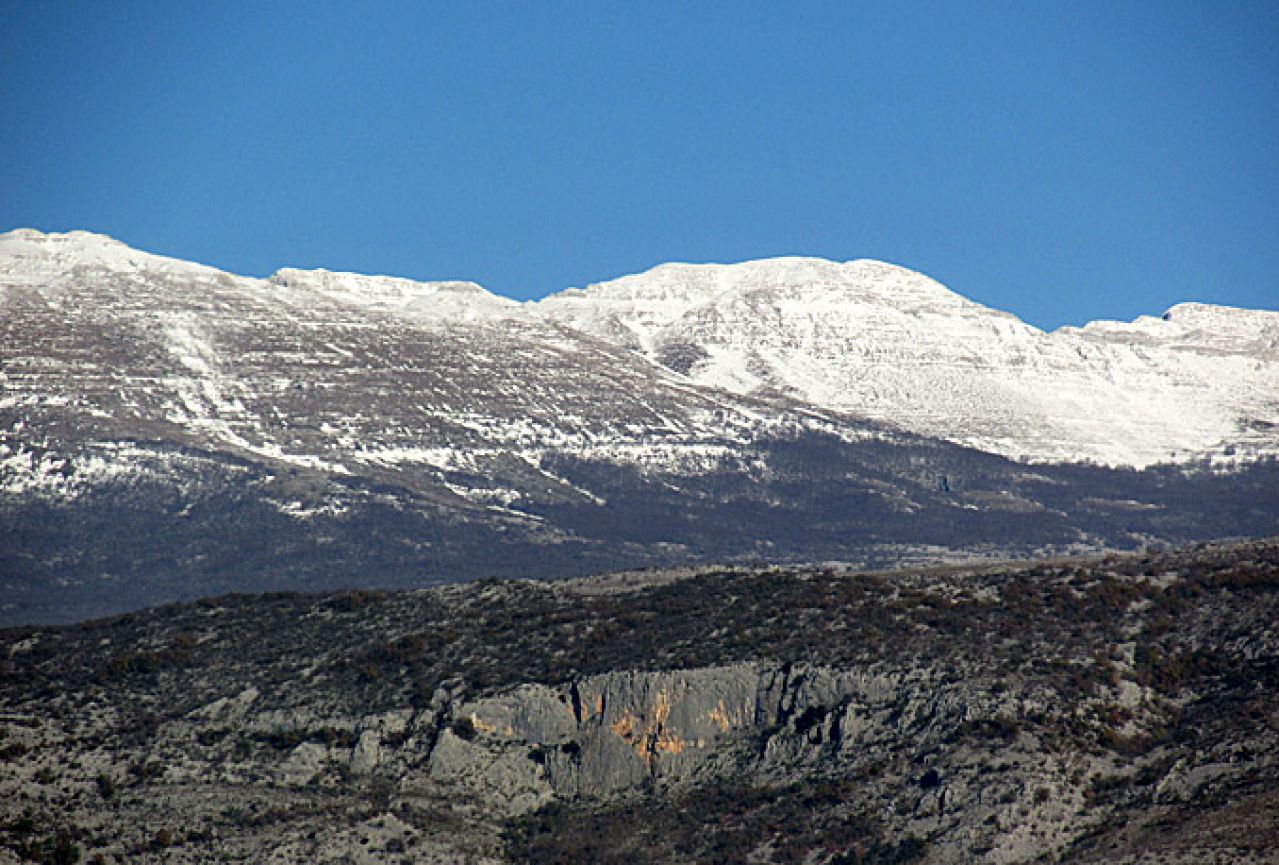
[2,1,1276,330]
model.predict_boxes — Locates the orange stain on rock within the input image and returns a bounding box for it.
[707,698,741,732]
[469,714,498,734]
[653,731,687,755]
[607,689,696,766]
[610,710,640,744]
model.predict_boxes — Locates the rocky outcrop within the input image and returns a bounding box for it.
[3,540,1278,863]
[432,666,763,801]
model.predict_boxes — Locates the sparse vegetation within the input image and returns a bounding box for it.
[1,538,1277,862]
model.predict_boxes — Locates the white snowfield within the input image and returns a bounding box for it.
[2,228,1276,491]
[537,257,1279,467]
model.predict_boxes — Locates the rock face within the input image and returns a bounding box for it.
[437,666,765,801]
[3,228,1279,625]
[2,540,1277,863]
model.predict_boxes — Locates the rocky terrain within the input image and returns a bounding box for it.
[2,538,1277,863]
[2,229,1277,625]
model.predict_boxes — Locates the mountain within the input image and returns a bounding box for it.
[2,229,1278,625]
[537,257,1279,467]
[2,538,1276,863]
[0,228,792,507]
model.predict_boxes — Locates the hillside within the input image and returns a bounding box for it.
[2,539,1276,863]
[3,229,1277,625]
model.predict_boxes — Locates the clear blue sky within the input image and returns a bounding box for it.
[3,1,1276,330]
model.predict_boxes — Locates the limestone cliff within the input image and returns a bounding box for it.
[2,540,1277,863]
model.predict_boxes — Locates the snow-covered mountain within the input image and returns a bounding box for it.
[0,229,835,507]
[2,229,1277,624]
[537,257,1279,467]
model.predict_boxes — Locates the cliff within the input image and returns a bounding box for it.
[2,539,1277,863]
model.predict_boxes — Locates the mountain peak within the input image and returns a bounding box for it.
[0,227,133,261]
[1160,300,1279,326]
[544,256,980,322]
[535,254,994,355]
[267,266,515,319]
[1,227,128,246]
[0,227,220,280]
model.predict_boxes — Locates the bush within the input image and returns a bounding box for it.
[451,716,477,741]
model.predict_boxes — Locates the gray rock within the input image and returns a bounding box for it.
[349,730,381,775]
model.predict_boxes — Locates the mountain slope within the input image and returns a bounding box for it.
[537,257,1279,466]
[2,229,1277,625]
[0,229,797,503]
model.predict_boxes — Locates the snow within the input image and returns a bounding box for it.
[266,267,517,321]
[535,257,1279,468]
[0,440,252,500]
[2,227,1276,489]
[0,228,222,287]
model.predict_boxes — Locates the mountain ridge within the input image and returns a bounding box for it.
[5,226,1277,473]
[11,227,1273,329]
[530,244,1278,467]
[3,227,1278,625]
